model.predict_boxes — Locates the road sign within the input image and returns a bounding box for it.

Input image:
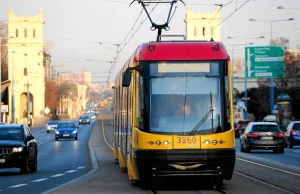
[245,46,285,78]
[273,104,278,110]
[1,105,8,113]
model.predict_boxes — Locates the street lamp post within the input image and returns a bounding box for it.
[11,51,15,123]
[277,6,300,10]
[227,36,265,119]
[25,53,31,126]
[249,17,294,115]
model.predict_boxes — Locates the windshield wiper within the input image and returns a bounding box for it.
[205,74,220,78]
[189,92,214,135]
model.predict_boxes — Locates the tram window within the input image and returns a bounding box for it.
[136,72,144,129]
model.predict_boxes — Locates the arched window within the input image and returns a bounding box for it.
[16,29,18,38]
[24,29,27,38]
[33,29,36,38]
[202,27,205,36]
[194,27,197,36]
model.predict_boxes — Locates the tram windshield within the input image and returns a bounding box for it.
[148,61,224,134]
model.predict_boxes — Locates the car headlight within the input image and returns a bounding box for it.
[47,126,51,129]
[87,119,90,122]
[79,120,82,122]
[72,130,77,134]
[55,131,60,134]
[12,147,23,152]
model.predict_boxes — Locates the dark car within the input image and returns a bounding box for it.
[240,122,285,153]
[285,121,300,148]
[0,124,38,174]
[234,120,250,137]
[55,121,78,141]
[79,114,90,125]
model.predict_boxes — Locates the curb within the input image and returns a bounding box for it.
[41,122,99,194]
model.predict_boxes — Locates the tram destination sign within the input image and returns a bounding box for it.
[245,46,285,78]
[158,62,210,73]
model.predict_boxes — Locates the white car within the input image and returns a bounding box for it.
[46,120,59,133]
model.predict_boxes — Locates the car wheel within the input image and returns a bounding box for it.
[88,122,90,125]
[29,154,38,172]
[20,157,30,174]
[55,137,58,141]
[245,145,251,153]
[75,136,78,140]
[278,148,284,154]
[47,131,49,134]
[288,140,293,149]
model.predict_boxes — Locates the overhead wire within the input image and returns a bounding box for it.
[107,0,163,83]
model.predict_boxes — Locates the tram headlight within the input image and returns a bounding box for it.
[163,141,169,146]
[204,140,210,145]
[212,140,218,145]
[156,140,161,146]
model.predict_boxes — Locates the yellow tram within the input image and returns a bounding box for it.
[112,41,235,187]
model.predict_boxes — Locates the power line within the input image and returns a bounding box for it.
[208,0,251,36]
[106,0,163,83]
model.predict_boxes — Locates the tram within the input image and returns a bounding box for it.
[112,40,235,187]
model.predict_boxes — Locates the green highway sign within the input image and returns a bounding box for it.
[245,46,285,78]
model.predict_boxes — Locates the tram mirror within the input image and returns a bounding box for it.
[122,68,132,87]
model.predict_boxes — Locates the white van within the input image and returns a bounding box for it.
[263,115,277,122]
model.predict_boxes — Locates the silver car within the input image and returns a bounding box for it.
[46,120,59,133]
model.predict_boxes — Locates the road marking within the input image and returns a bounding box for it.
[237,157,300,177]
[33,129,47,134]
[76,166,85,169]
[65,170,77,173]
[110,120,113,125]
[51,174,65,178]
[38,138,53,146]
[31,178,48,182]
[8,184,27,188]
[102,120,113,150]
[234,171,294,194]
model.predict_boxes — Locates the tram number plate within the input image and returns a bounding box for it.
[176,136,197,144]
[0,159,5,163]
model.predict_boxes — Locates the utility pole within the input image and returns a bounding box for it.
[25,53,30,126]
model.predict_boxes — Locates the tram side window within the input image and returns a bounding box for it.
[136,72,144,130]
[225,76,230,130]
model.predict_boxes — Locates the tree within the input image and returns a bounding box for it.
[45,80,58,114]
[257,37,300,119]
[0,21,8,81]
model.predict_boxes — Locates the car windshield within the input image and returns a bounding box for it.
[0,128,23,141]
[80,115,89,119]
[251,125,280,132]
[48,121,58,125]
[57,122,75,129]
[149,61,222,134]
[293,123,300,130]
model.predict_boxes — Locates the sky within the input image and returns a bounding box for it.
[1,0,300,83]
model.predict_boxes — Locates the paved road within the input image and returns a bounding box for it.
[0,120,95,194]
[53,118,300,194]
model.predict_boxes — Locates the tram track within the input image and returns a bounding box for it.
[233,171,297,194]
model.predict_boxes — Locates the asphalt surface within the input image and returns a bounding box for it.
[52,118,300,194]
[0,120,95,194]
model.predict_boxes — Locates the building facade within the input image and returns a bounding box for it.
[185,6,221,41]
[7,8,45,124]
